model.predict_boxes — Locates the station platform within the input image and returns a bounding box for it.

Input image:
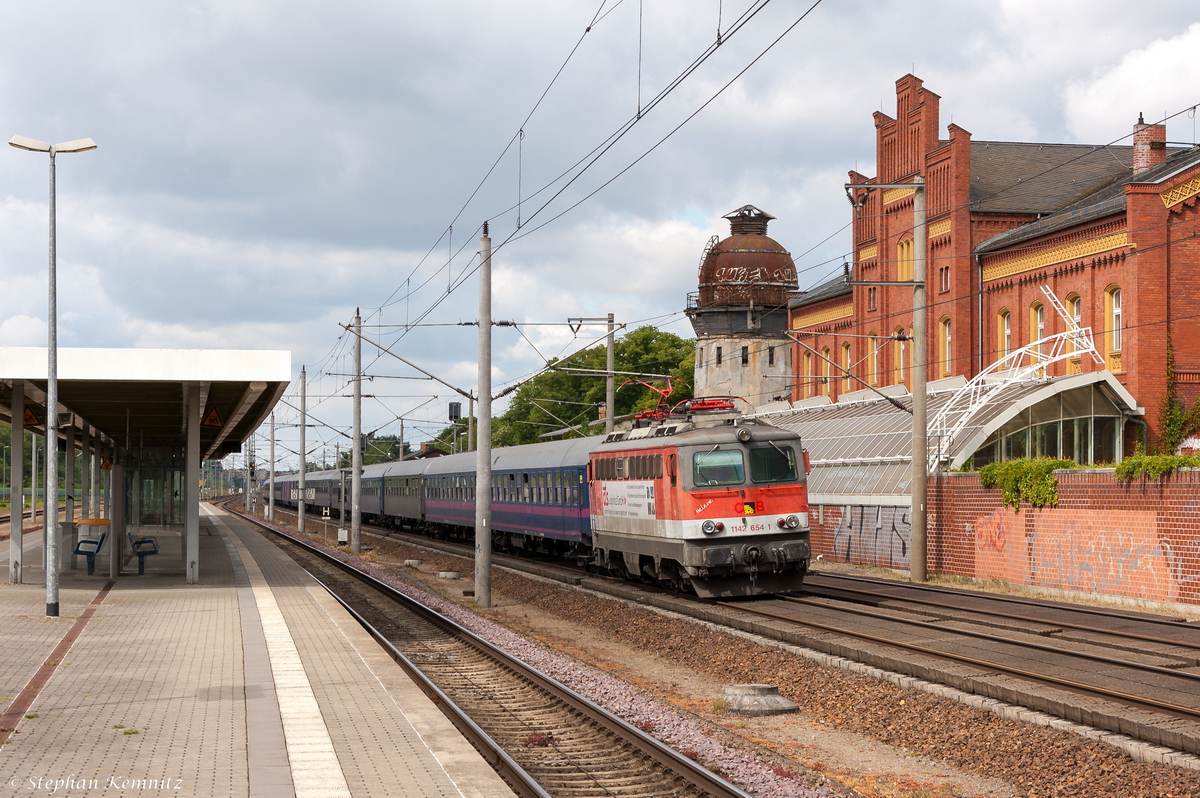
[0,503,515,798]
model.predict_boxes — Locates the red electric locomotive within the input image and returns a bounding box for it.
[589,401,810,597]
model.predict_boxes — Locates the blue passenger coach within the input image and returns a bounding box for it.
[274,437,604,557]
[421,437,602,551]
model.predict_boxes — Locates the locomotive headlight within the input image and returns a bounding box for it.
[785,514,801,529]
[702,520,718,535]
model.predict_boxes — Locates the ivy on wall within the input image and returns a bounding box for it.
[1114,454,1200,481]
[1156,334,1200,455]
[979,459,1076,512]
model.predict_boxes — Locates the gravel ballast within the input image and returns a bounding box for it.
[253,511,1200,798]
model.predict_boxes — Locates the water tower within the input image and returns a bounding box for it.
[685,205,797,408]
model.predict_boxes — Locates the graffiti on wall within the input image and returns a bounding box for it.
[1030,509,1174,603]
[974,508,1028,583]
[830,505,911,569]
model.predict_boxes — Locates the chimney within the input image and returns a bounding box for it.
[1133,113,1167,174]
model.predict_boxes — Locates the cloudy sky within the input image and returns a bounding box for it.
[2,0,1199,465]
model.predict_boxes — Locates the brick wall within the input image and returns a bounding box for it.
[810,469,1200,606]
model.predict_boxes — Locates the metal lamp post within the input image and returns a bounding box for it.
[10,135,97,618]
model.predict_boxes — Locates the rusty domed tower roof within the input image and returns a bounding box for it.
[697,205,797,307]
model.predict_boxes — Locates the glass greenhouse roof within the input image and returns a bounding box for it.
[750,371,1140,504]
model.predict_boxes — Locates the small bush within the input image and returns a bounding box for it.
[1114,454,1200,482]
[979,459,1076,512]
[122,729,139,735]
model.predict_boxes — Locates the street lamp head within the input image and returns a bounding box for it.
[54,138,98,154]
[9,135,51,152]
[9,135,97,154]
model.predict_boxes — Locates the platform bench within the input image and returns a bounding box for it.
[73,521,110,576]
[127,532,159,575]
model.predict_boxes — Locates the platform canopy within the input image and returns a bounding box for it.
[0,347,290,458]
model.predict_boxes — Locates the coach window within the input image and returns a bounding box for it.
[693,449,745,487]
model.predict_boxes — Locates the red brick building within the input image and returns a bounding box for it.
[790,74,1200,454]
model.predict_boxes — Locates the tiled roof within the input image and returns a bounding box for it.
[969,141,1135,214]
[789,272,851,309]
[976,145,1200,253]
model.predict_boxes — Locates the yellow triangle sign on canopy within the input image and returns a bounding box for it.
[23,407,41,426]
[201,408,224,428]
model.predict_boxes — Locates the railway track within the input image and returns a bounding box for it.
[252,504,1200,758]
[229,505,754,798]
[721,594,1200,719]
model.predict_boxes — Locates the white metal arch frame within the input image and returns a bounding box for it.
[927,286,1103,471]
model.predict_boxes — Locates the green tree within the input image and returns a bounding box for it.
[334,434,409,467]
[493,326,694,447]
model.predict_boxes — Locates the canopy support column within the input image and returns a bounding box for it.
[186,385,200,584]
[9,380,24,584]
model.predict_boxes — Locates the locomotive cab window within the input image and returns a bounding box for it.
[749,445,798,483]
[692,449,745,487]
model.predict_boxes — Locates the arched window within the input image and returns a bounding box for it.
[893,327,906,386]
[1105,286,1123,370]
[1030,302,1045,357]
[868,333,878,386]
[939,317,952,378]
[997,310,1011,360]
[803,351,813,398]
[907,326,915,384]
[897,238,914,282]
[1065,294,1083,371]
[842,342,852,392]
[822,347,831,395]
